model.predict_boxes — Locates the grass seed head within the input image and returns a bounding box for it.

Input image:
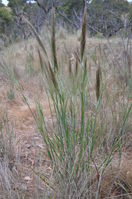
[48,62,58,91]
[69,58,73,77]
[75,58,79,76]
[84,57,87,74]
[80,5,87,61]
[96,65,101,101]
[51,8,58,72]
[38,48,44,72]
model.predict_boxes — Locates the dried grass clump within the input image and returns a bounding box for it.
[0,114,15,169]
[100,164,132,198]
[0,114,26,199]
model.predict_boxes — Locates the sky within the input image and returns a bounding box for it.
[2,0,132,6]
[2,0,8,6]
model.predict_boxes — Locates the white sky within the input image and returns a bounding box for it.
[2,0,8,6]
[2,0,132,6]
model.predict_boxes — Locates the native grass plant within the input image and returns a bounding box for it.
[25,52,36,76]
[22,7,132,199]
[0,59,19,101]
[0,113,26,199]
[25,50,41,77]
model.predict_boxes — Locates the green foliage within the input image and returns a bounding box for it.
[8,0,26,14]
[7,88,15,101]
[0,7,12,22]
[62,0,83,15]
[8,0,26,8]
[95,32,104,39]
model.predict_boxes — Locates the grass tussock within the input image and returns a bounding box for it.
[0,113,26,199]
[20,7,132,199]
[0,7,132,199]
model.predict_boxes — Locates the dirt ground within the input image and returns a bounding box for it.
[0,77,53,198]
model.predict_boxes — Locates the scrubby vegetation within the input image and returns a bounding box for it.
[1,0,132,43]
